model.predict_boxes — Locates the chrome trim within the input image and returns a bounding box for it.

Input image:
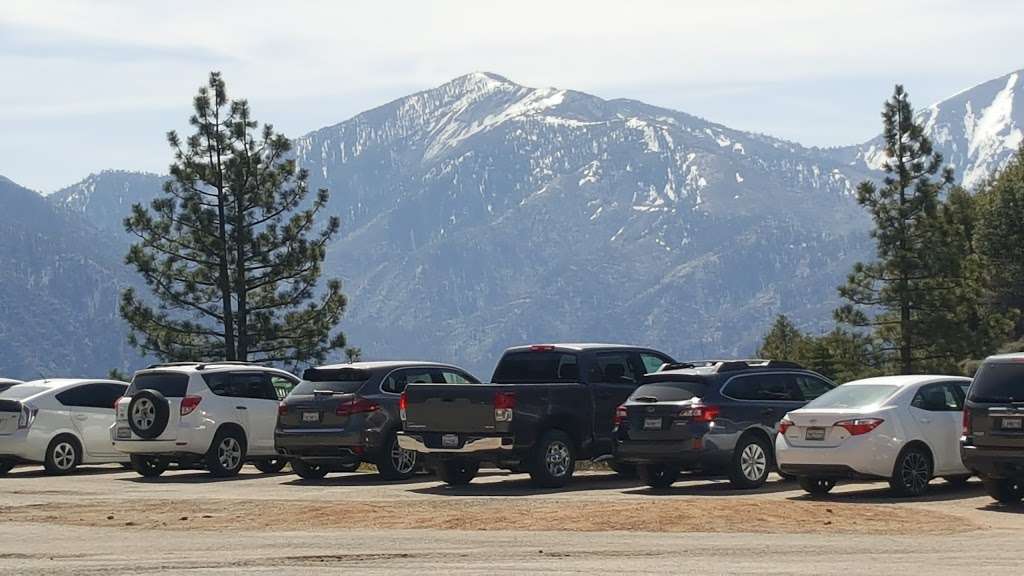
[396,433,510,453]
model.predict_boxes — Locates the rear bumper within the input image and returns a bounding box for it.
[275,428,368,453]
[0,430,45,463]
[961,444,1024,478]
[777,463,885,480]
[614,439,730,468]
[397,432,514,454]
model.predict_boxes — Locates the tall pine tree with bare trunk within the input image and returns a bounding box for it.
[121,72,347,365]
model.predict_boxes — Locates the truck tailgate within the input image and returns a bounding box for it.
[403,383,502,433]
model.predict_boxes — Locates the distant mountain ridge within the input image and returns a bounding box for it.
[2,69,1022,379]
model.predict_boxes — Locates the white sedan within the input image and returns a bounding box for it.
[776,375,972,497]
[0,379,129,475]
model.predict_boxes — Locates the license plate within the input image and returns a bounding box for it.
[1002,417,1023,430]
[442,433,459,448]
[302,412,320,423]
[805,427,826,441]
[643,417,662,430]
[116,427,131,440]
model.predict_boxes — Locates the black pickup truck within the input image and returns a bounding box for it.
[397,343,675,487]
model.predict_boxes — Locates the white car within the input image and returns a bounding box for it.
[112,362,299,477]
[0,379,129,475]
[0,378,23,394]
[776,375,972,497]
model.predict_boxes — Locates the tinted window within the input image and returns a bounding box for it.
[127,373,189,398]
[492,352,580,384]
[640,353,670,374]
[590,352,643,384]
[203,372,277,400]
[631,380,707,402]
[382,368,438,394]
[292,368,371,396]
[271,376,298,400]
[442,370,478,384]
[804,384,899,409]
[795,375,834,401]
[912,383,961,412]
[970,363,1024,402]
[56,383,126,409]
[725,374,799,401]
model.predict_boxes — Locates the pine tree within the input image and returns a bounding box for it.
[756,315,809,362]
[803,328,885,383]
[835,85,953,374]
[121,72,347,365]
[976,145,1024,337]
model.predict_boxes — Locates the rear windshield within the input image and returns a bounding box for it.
[0,385,47,400]
[804,384,898,409]
[291,367,370,395]
[492,351,580,384]
[631,380,707,402]
[970,363,1024,402]
[126,373,189,398]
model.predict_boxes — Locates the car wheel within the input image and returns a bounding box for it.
[943,475,971,488]
[205,429,246,477]
[253,458,288,474]
[889,445,932,497]
[982,477,1024,504]
[130,454,169,478]
[0,459,15,475]
[609,461,637,479]
[127,390,170,439]
[728,434,771,489]
[291,459,329,480]
[437,459,479,486]
[44,435,80,475]
[334,461,361,473]
[798,476,836,496]
[376,432,417,481]
[528,429,576,488]
[639,463,679,489]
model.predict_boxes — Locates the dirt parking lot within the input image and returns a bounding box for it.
[1,464,1022,574]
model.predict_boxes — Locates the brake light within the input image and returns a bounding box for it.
[613,404,628,427]
[17,403,38,429]
[529,345,556,352]
[180,395,202,416]
[337,397,379,416]
[113,396,122,409]
[835,418,884,436]
[679,404,720,423]
[399,392,407,422]
[278,402,288,417]
[962,409,972,435]
[778,417,794,434]
[494,391,516,422]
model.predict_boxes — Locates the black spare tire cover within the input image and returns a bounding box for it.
[128,389,170,439]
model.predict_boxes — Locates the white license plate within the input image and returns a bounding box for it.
[442,433,459,448]
[643,417,662,430]
[805,427,826,441]
[116,427,131,440]
[302,412,320,423]
[1002,417,1022,430]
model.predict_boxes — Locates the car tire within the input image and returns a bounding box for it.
[253,458,288,474]
[943,475,971,487]
[291,459,329,480]
[0,459,15,475]
[609,461,637,478]
[728,434,771,489]
[982,477,1024,504]
[127,389,170,440]
[130,454,169,478]
[528,429,576,488]
[889,445,933,497]
[376,432,418,481]
[334,461,361,473]
[437,459,479,486]
[43,435,80,475]
[205,428,246,477]
[798,476,836,496]
[639,463,679,489]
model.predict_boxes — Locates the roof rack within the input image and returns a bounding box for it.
[145,361,263,370]
[146,362,202,369]
[716,359,805,372]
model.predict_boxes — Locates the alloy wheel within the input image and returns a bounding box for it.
[52,441,76,471]
[740,442,767,482]
[390,439,417,475]
[545,440,571,478]
[131,398,156,431]
[218,437,242,471]
[900,452,930,494]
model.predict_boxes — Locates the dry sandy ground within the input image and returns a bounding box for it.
[0,465,1022,574]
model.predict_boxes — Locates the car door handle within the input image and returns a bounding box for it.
[236,406,247,410]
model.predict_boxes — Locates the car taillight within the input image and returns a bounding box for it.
[278,402,288,416]
[494,391,516,422]
[679,404,720,423]
[399,392,407,422]
[835,418,884,436]
[337,397,379,416]
[113,396,122,409]
[962,409,972,435]
[17,403,38,429]
[778,417,794,434]
[613,404,628,427]
[180,395,202,416]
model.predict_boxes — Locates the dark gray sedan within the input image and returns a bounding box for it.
[275,361,480,480]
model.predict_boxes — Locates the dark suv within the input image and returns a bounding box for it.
[276,361,480,480]
[614,360,835,489]
[961,353,1024,503]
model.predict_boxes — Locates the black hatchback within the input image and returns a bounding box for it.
[614,360,835,489]
[275,361,480,480]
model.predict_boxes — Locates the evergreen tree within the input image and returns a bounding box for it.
[835,85,953,374]
[803,328,885,383]
[756,315,809,362]
[975,145,1024,337]
[121,72,347,365]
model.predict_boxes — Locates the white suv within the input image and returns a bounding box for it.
[112,362,299,477]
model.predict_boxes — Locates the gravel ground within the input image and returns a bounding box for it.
[1,464,1022,574]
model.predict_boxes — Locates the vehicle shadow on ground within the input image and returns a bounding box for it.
[787,480,985,504]
[621,477,799,497]
[280,472,442,487]
[119,469,276,484]
[4,465,128,478]
[979,502,1024,514]
[409,472,642,497]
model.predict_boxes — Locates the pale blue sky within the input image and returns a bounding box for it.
[3,0,1023,191]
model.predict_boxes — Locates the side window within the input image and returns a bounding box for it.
[206,373,275,399]
[441,371,477,384]
[912,384,960,411]
[382,368,436,394]
[56,383,124,409]
[794,375,834,401]
[640,353,670,374]
[270,376,298,401]
[590,352,643,384]
[725,374,799,401]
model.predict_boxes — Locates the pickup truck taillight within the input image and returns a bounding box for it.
[494,392,516,422]
[399,392,407,421]
[962,409,972,435]
[337,397,379,416]
[613,404,627,427]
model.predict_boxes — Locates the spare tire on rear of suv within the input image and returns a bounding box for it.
[128,389,170,439]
